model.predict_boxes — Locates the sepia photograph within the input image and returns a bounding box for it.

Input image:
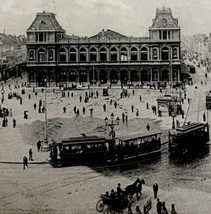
[0,0,211,213]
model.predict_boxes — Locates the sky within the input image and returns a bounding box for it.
[0,0,211,37]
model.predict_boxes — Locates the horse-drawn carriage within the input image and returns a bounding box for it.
[96,178,145,213]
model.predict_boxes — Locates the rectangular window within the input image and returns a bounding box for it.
[159,30,161,40]
[163,31,167,40]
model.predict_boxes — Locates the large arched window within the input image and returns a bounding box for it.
[38,48,46,62]
[130,47,138,61]
[110,47,118,62]
[29,50,35,61]
[120,47,128,61]
[59,48,67,62]
[161,47,169,61]
[100,47,107,62]
[140,47,148,61]
[69,48,77,62]
[89,47,97,62]
[79,47,87,62]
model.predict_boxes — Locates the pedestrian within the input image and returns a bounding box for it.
[125,112,128,123]
[146,123,150,131]
[42,88,44,93]
[103,104,106,112]
[96,90,99,98]
[156,198,162,214]
[71,92,73,97]
[153,183,159,199]
[82,106,86,114]
[131,104,134,112]
[63,106,66,113]
[90,108,93,117]
[187,98,190,104]
[34,103,37,110]
[136,109,139,117]
[29,148,33,161]
[13,118,16,128]
[37,140,41,152]
[110,99,113,105]
[203,112,206,122]
[139,95,142,102]
[122,112,125,124]
[132,89,135,96]
[74,106,77,114]
[28,94,31,100]
[79,96,82,102]
[23,156,28,170]
[20,98,22,105]
[76,109,80,116]
[9,109,12,117]
[146,103,149,109]
[114,101,117,108]
[39,99,42,107]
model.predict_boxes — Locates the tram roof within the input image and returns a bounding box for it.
[60,136,111,146]
[117,131,162,142]
[169,122,208,136]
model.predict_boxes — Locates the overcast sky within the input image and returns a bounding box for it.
[0,0,210,37]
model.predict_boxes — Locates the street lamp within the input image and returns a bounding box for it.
[171,101,177,129]
[104,113,119,139]
[44,78,48,142]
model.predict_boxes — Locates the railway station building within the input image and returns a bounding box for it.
[26,7,181,87]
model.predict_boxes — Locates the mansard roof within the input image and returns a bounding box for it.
[150,7,180,29]
[27,11,64,32]
[89,29,127,40]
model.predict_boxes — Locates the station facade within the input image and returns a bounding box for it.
[26,7,181,87]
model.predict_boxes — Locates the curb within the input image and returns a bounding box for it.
[0,160,49,164]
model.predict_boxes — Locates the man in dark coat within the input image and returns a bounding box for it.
[156,198,162,214]
[23,156,28,170]
[153,183,159,199]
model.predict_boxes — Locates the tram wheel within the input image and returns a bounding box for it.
[96,199,105,212]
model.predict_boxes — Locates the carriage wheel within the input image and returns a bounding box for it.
[96,199,105,212]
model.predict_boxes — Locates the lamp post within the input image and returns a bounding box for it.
[104,113,119,139]
[44,78,47,141]
[171,101,177,129]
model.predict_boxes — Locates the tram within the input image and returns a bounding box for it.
[169,122,210,156]
[49,131,162,167]
[206,91,211,109]
[49,136,114,167]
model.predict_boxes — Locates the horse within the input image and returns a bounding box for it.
[125,178,145,200]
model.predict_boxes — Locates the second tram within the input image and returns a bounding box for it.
[169,122,210,156]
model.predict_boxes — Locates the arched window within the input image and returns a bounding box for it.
[110,47,118,62]
[60,71,67,82]
[59,48,67,62]
[141,47,148,61]
[100,47,107,62]
[38,48,46,62]
[89,47,97,62]
[70,48,77,62]
[29,50,35,61]
[161,47,169,61]
[79,48,87,62]
[130,47,138,61]
[48,50,54,61]
[153,49,158,60]
[120,47,128,61]
[173,48,178,59]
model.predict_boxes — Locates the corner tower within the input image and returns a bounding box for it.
[149,7,180,41]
